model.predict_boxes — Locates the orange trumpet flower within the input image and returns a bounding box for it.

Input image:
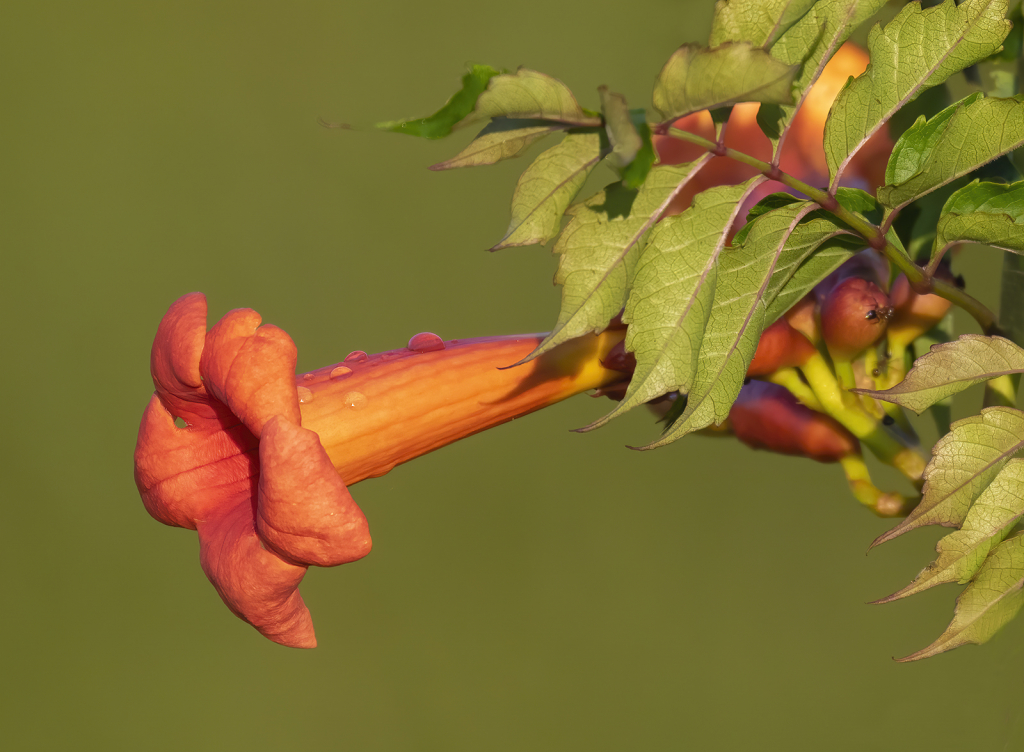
[134,293,628,648]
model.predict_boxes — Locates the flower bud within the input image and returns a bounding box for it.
[730,380,859,463]
[746,317,817,377]
[887,272,953,350]
[820,277,892,361]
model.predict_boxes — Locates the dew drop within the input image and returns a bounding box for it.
[302,372,316,382]
[297,386,314,404]
[408,332,445,352]
[344,350,368,363]
[342,391,367,410]
[330,365,353,380]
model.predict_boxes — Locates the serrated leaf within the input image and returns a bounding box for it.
[824,0,1011,189]
[491,131,605,250]
[855,334,1024,413]
[378,64,503,139]
[642,200,865,445]
[873,406,1024,545]
[933,179,1024,259]
[588,179,761,426]
[762,242,858,320]
[430,119,569,170]
[621,115,657,190]
[877,94,1024,212]
[876,460,1024,602]
[709,0,819,48]
[913,309,957,437]
[475,68,602,126]
[652,42,799,122]
[527,163,711,361]
[755,0,887,153]
[897,530,1024,661]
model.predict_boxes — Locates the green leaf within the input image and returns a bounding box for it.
[933,179,1024,259]
[475,68,602,126]
[897,530,1024,662]
[587,178,762,427]
[913,309,957,437]
[527,163,711,361]
[652,42,799,122]
[430,118,569,170]
[854,334,1024,413]
[762,242,858,321]
[708,0,819,48]
[823,0,1011,189]
[872,406,1024,545]
[378,64,503,139]
[875,460,1024,602]
[491,131,605,251]
[621,115,656,191]
[877,94,1024,212]
[645,200,860,445]
[1001,252,1024,346]
[756,0,887,153]
[598,92,657,190]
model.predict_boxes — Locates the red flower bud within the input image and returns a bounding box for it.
[820,277,892,361]
[746,317,817,377]
[887,273,953,349]
[730,380,859,463]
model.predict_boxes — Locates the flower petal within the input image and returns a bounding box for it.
[257,415,372,567]
[201,308,301,438]
[197,499,316,649]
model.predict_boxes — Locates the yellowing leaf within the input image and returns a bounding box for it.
[430,119,569,170]
[873,407,1024,546]
[897,531,1024,662]
[854,334,1024,413]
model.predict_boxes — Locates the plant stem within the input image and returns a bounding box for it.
[665,128,1001,335]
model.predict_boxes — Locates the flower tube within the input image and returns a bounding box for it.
[135,293,628,648]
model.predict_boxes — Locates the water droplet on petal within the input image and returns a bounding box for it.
[302,372,316,382]
[297,386,314,403]
[330,365,353,379]
[408,332,445,352]
[342,391,367,410]
[344,350,368,363]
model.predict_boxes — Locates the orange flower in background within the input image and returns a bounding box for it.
[134,293,629,647]
[654,42,894,215]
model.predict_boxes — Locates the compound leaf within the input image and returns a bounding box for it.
[877,94,1024,213]
[854,334,1024,413]
[873,406,1024,545]
[528,163,711,361]
[430,119,569,170]
[475,68,602,126]
[876,460,1024,602]
[823,0,1011,189]
[491,131,605,250]
[377,64,503,138]
[709,0,819,48]
[897,530,1024,661]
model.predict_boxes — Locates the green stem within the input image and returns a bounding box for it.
[665,128,1001,336]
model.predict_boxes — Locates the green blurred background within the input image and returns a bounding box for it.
[3,2,1021,750]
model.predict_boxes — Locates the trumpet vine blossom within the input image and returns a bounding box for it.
[134,293,629,648]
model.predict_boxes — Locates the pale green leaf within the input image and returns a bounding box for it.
[708,0,819,48]
[756,0,886,152]
[877,94,1024,212]
[873,406,1024,545]
[527,163,710,361]
[588,179,762,426]
[377,64,503,139]
[620,116,657,190]
[430,118,568,170]
[912,309,957,437]
[875,460,1024,602]
[652,42,799,122]
[491,132,605,250]
[854,334,1024,413]
[933,179,1024,259]
[474,68,602,126]
[823,0,1011,190]
[897,530,1024,661]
